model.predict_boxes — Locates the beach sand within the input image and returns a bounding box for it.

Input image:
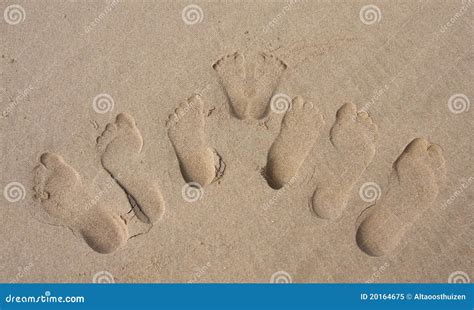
[0,0,472,283]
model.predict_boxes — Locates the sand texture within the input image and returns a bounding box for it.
[1,0,472,283]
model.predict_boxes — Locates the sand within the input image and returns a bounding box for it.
[1,0,472,283]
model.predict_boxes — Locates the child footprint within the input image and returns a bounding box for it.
[213,51,287,120]
[265,96,325,189]
[33,153,128,254]
[213,52,247,119]
[97,113,165,224]
[356,138,446,256]
[167,95,219,187]
[311,103,378,220]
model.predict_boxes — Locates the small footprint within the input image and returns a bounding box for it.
[311,103,378,220]
[167,95,220,187]
[356,138,446,256]
[97,113,165,224]
[265,96,325,189]
[213,51,287,120]
[33,153,128,254]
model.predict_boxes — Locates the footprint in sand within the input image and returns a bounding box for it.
[97,113,165,224]
[311,103,378,220]
[33,153,128,254]
[265,96,325,189]
[356,138,446,257]
[167,95,220,187]
[213,51,287,120]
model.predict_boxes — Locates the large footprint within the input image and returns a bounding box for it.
[97,113,165,224]
[311,103,378,219]
[33,153,128,254]
[265,96,325,189]
[167,95,218,187]
[213,51,287,120]
[356,138,446,256]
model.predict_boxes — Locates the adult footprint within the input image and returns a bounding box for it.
[97,113,165,224]
[311,103,378,220]
[213,51,287,120]
[356,138,446,256]
[33,153,128,254]
[265,96,325,189]
[167,95,218,187]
